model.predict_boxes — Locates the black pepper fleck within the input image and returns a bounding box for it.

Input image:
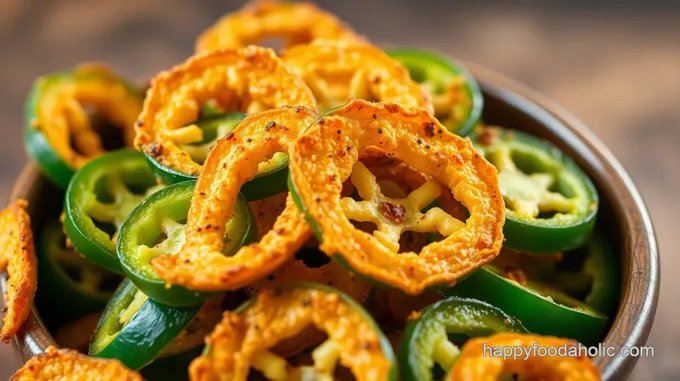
[378,128,383,134]
[372,113,378,119]
[265,121,276,131]
[424,122,436,137]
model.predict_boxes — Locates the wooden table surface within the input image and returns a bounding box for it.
[0,1,677,379]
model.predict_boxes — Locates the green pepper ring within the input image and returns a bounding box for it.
[35,221,120,321]
[474,128,599,253]
[89,279,202,370]
[387,48,483,137]
[533,230,620,316]
[24,70,143,189]
[399,296,528,381]
[583,231,620,315]
[63,149,159,274]
[443,265,608,346]
[117,180,257,307]
[203,282,398,381]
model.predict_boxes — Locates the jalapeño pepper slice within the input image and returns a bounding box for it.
[134,46,317,202]
[530,231,620,316]
[117,180,257,307]
[443,265,608,346]
[288,100,505,294]
[248,246,373,359]
[399,297,527,381]
[24,65,143,189]
[190,283,397,381]
[195,0,365,53]
[90,279,222,370]
[35,221,121,321]
[64,149,163,273]
[387,48,483,137]
[142,112,290,200]
[473,126,599,253]
[282,40,432,113]
[151,107,317,292]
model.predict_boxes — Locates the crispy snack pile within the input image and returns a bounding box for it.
[6,1,606,380]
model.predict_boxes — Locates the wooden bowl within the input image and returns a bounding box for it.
[2,64,659,380]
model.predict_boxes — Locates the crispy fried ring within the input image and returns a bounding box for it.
[10,346,143,381]
[134,46,317,177]
[283,40,433,113]
[151,107,317,291]
[195,1,365,53]
[288,100,505,294]
[0,200,38,343]
[249,257,372,358]
[29,64,142,170]
[189,285,394,381]
[447,333,601,380]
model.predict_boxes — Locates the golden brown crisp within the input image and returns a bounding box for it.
[30,64,142,169]
[248,256,372,358]
[195,0,365,53]
[283,39,433,113]
[11,346,143,381]
[447,333,601,381]
[151,107,317,291]
[134,46,317,177]
[190,287,393,381]
[288,100,505,294]
[0,200,38,343]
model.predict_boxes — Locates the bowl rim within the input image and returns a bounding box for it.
[1,63,659,380]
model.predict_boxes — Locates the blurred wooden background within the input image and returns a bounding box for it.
[0,0,677,379]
